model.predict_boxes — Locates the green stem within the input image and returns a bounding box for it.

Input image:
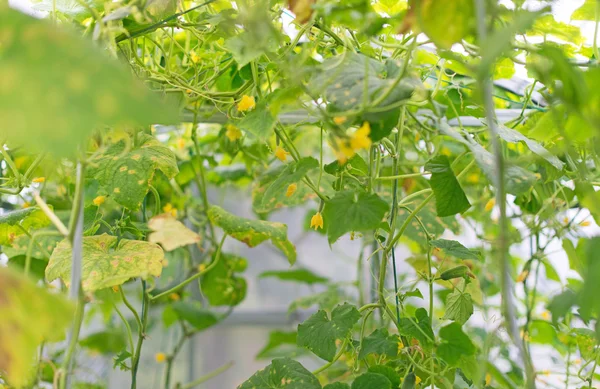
[150,234,227,301]
[115,303,135,356]
[24,230,62,277]
[594,0,600,61]
[377,172,430,181]
[120,287,143,332]
[177,361,234,389]
[130,281,149,389]
[58,294,85,389]
[149,185,161,216]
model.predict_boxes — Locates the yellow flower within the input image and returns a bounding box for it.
[190,51,200,64]
[237,95,256,112]
[225,124,242,142]
[155,352,167,363]
[415,133,421,142]
[169,293,180,301]
[22,201,31,209]
[93,196,106,206]
[485,373,491,386]
[466,173,479,184]
[516,269,529,283]
[563,217,569,225]
[574,358,582,365]
[415,376,422,385]
[333,116,347,125]
[334,140,355,164]
[198,263,207,272]
[274,146,290,162]
[349,122,372,151]
[580,220,591,227]
[176,138,186,150]
[163,203,177,218]
[397,341,404,354]
[541,311,550,320]
[310,212,324,230]
[286,183,297,197]
[440,146,452,156]
[485,198,495,212]
[57,184,67,196]
[32,177,45,183]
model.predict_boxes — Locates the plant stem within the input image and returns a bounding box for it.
[58,294,85,389]
[177,361,234,389]
[130,281,149,389]
[150,234,227,301]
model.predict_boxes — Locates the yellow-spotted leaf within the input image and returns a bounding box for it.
[207,206,296,265]
[148,213,201,251]
[0,8,178,157]
[46,233,164,292]
[87,134,178,210]
[0,267,73,388]
[0,207,50,246]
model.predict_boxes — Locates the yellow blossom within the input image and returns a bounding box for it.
[169,293,180,301]
[485,198,495,212]
[22,202,31,209]
[563,217,569,224]
[57,184,67,196]
[485,373,491,386]
[190,51,200,64]
[333,116,347,125]
[397,341,404,354]
[440,146,452,156]
[574,358,582,365]
[237,95,256,112]
[466,173,480,184]
[415,133,421,142]
[541,311,550,320]
[163,203,177,218]
[225,124,242,142]
[286,183,297,197]
[155,352,167,363]
[580,220,591,227]
[112,286,119,293]
[93,196,106,206]
[516,269,529,283]
[176,138,186,150]
[32,177,45,183]
[310,212,324,230]
[415,376,422,385]
[274,146,290,162]
[198,263,207,272]
[350,122,372,151]
[185,89,192,94]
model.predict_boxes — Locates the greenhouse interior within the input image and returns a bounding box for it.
[2,0,600,388]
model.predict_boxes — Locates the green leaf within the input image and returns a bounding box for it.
[201,253,247,306]
[253,165,320,214]
[46,233,164,292]
[297,303,361,361]
[368,366,401,389]
[430,239,481,260]
[416,0,474,49]
[207,205,297,265]
[257,157,319,213]
[324,384,350,389]
[79,330,127,355]
[259,269,328,285]
[256,331,298,359]
[323,191,389,244]
[87,134,179,210]
[171,302,218,331]
[496,125,564,170]
[358,329,399,359]
[573,328,596,360]
[424,156,471,217]
[148,213,201,251]
[351,372,392,389]
[237,102,277,140]
[324,154,369,177]
[442,288,474,324]
[0,9,177,157]
[0,267,73,388]
[437,322,476,366]
[399,308,435,348]
[238,358,321,389]
[547,289,578,323]
[0,207,50,246]
[572,0,596,20]
[579,237,600,320]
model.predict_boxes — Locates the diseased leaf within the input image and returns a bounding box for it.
[358,329,399,359]
[87,134,179,210]
[323,191,389,244]
[207,205,296,265]
[0,207,50,246]
[259,269,328,285]
[253,165,318,214]
[238,358,320,389]
[430,239,481,260]
[0,267,73,387]
[442,288,474,324]
[201,253,247,306]
[424,156,470,217]
[46,233,164,292]
[0,9,177,157]
[297,303,361,361]
[437,322,476,366]
[496,125,564,170]
[148,213,201,251]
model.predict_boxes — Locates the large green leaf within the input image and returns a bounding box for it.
[46,233,164,292]
[259,269,328,285]
[200,253,247,306]
[437,322,476,366]
[358,329,399,359]
[442,288,474,324]
[238,358,321,389]
[430,239,481,261]
[398,308,435,348]
[87,134,178,210]
[0,207,50,246]
[297,303,361,361]
[207,205,296,265]
[0,267,73,388]
[323,191,389,244]
[0,8,177,157]
[351,373,392,389]
[425,156,470,217]
[257,157,319,213]
[415,0,474,49]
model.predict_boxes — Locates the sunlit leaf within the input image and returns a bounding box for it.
[148,213,201,251]
[0,208,50,246]
[415,0,474,49]
[442,288,473,324]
